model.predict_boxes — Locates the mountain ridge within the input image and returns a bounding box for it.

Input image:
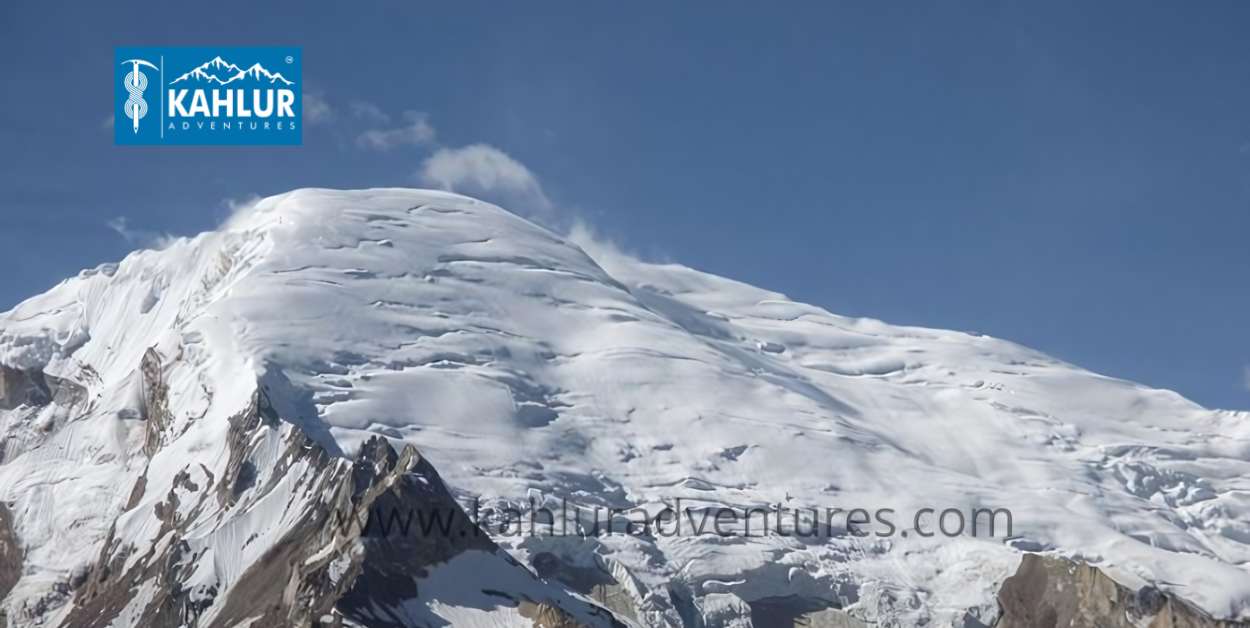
[170,55,294,86]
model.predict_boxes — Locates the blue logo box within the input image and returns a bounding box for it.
[115,47,302,145]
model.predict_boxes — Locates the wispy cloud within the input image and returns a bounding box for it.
[303,92,334,125]
[565,218,645,276]
[1243,366,1250,393]
[106,217,174,249]
[350,100,392,124]
[356,110,436,150]
[417,144,553,215]
[103,114,114,130]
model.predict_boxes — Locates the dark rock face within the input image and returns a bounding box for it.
[997,554,1249,628]
[332,439,494,624]
[749,596,866,628]
[0,365,83,412]
[0,365,51,411]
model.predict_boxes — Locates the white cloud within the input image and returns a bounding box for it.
[356,110,436,150]
[347,105,556,219]
[350,101,391,124]
[303,92,334,124]
[417,144,553,214]
[103,114,114,130]
[107,217,175,249]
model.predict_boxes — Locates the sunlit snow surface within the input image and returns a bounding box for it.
[1,189,1247,625]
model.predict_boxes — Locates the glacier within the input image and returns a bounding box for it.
[0,188,1247,627]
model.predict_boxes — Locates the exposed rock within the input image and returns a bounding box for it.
[58,372,622,628]
[996,554,1249,628]
[0,502,21,628]
[519,599,604,628]
[139,348,172,457]
[588,578,645,624]
[47,373,87,409]
[0,365,51,410]
[214,386,279,509]
[0,364,87,412]
[531,552,645,623]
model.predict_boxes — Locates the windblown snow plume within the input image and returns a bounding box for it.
[0,189,1246,627]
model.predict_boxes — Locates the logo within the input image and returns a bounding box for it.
[115,47,301,145]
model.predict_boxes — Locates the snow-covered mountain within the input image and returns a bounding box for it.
[0,188,1246,627]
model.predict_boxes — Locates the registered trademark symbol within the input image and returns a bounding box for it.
[285,56,294,64]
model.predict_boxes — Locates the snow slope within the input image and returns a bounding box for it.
[0,188,1247,626]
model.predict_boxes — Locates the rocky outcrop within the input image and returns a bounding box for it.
[0,362,88,467]
[996,554,1249,628]
[0,365,85,412]
[61,394,338,627]
[528,552,647,622]
[139,348,173,458]
[0,365,51,411]
[0,502,20,628]
[58,371,622,628]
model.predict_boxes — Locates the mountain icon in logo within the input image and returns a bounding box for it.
[170,55,294,86]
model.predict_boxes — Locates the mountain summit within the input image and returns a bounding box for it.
[0,189,1246,627]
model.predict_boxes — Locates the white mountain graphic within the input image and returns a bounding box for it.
[170,55,294,86]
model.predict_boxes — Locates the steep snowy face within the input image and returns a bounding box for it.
[0,188,1248,626]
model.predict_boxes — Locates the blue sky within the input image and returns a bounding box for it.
[1,1,1247,408]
